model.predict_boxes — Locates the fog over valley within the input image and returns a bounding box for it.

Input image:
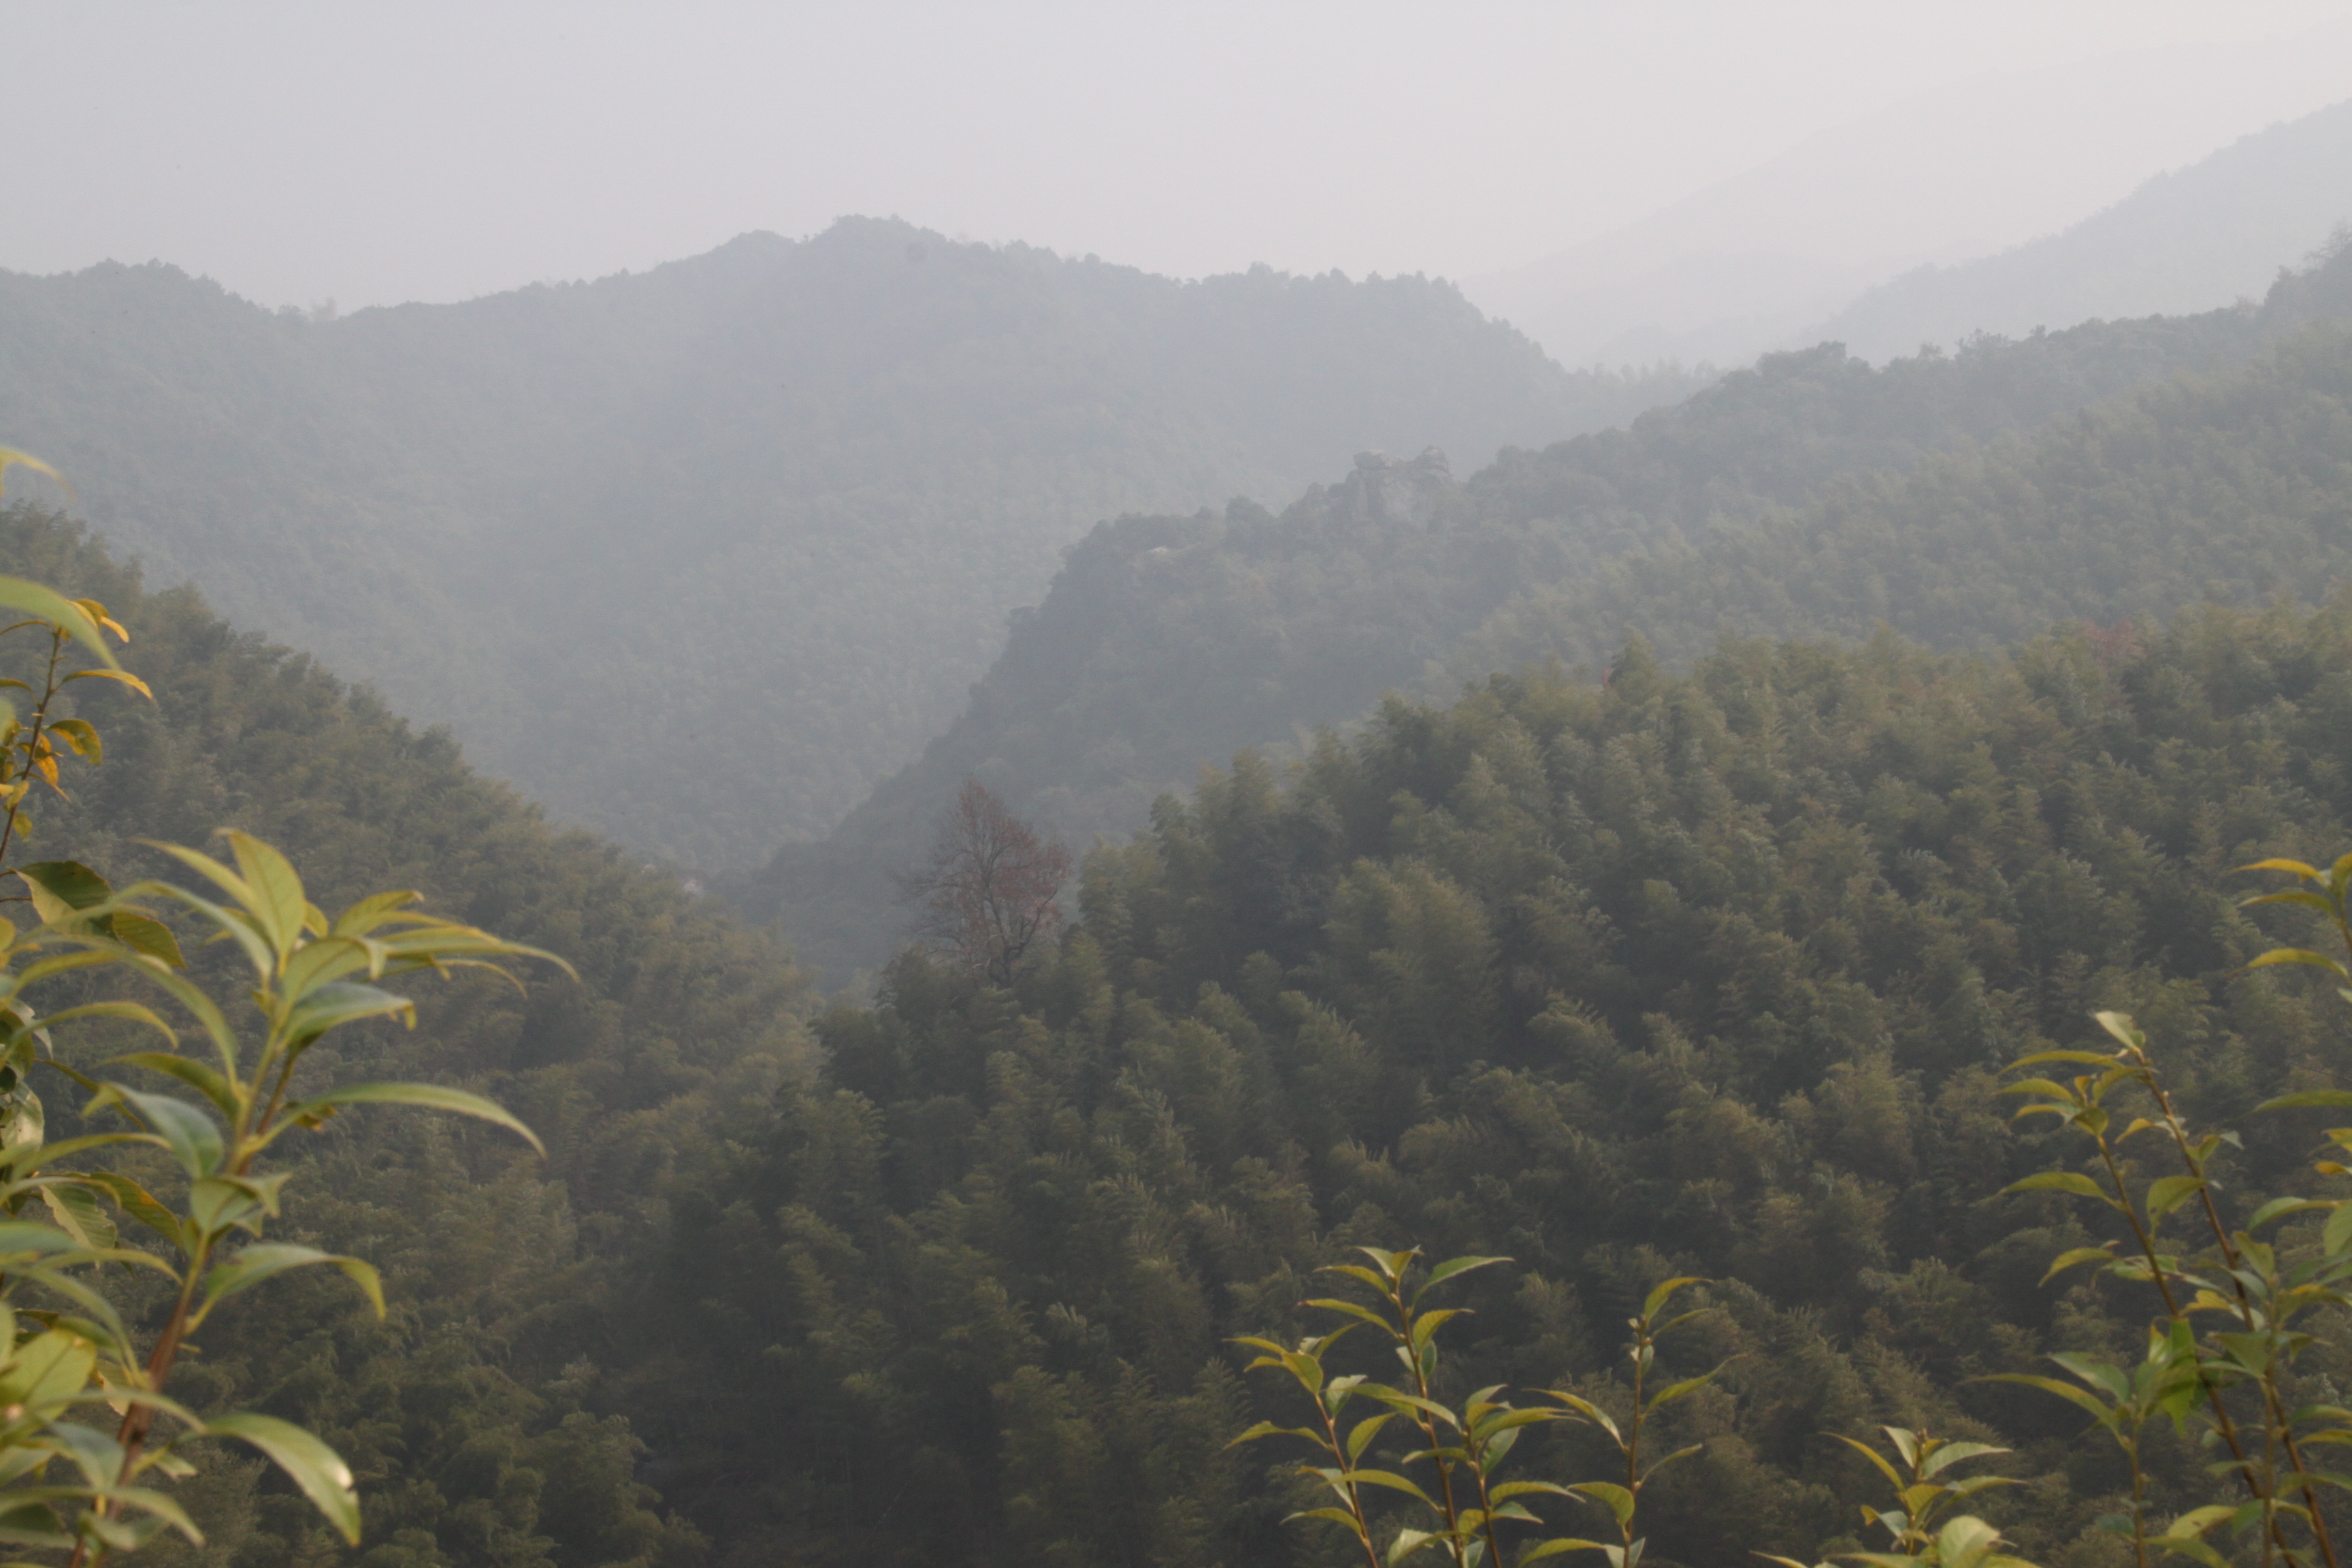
[7,8,2352,1568]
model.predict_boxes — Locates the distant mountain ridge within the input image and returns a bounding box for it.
[1465,35,2352,368]
[0,217,1695,864]
[749,244,2352,983]
[1810,97,2352,361]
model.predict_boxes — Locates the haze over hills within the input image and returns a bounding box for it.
[22,10,2352,1568]
[1464,29,2352,368]
[753,244,2352,983]
[0,216,1695,864]
[1808,98,2352,363]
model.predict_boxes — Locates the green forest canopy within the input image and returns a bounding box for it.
[12,228,2352,1568]
[25,484,2352,1568]
[646,595,2352,1568]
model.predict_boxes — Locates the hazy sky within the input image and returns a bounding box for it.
[5,0,2351,310]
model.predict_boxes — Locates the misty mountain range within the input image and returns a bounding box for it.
[3,78,2349,945]
[0,220,1695,864]
[1468,71,2352,368]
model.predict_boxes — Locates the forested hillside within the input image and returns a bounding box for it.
[0,219,1698,863]
[16,278,2352,1568]
[751,244,2352,980]
[0,504,811,1568]
[638,595,2352,1568]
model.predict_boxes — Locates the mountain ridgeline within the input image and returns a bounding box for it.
[1809,96,2352,363]
[747,238,2352,981]
[0,218,1703,864]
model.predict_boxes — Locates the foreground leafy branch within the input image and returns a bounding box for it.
[1235,1250,1720,1568]
[0,561,568,1563]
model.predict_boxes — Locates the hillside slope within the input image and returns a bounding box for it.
[1809,98,2352,363]
[0,218,1693,863]
[0,503,817,1568]
[658,597,2352,1567]
[753,257,2352,981]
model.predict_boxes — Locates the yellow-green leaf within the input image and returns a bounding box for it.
[203,1411,359,1544]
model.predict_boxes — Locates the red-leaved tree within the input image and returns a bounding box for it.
[895,779,1073,983]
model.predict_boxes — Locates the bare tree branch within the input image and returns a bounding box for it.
[894,780,1073,983]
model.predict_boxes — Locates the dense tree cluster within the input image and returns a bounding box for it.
[14,229,2352,1568]
[652,596,2352,1567]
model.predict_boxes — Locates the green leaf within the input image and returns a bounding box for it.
[223,832,308,960]
[1571,1482,1635,1526]
[1644,1371,1719,1412]
[279,981,415,1046]
[43,720,97,765]
[110,1053,238,1118]
[14,862,110,928]
[1829,1433,1909,1491]
[1639,1443,1703,1480]
[1517,1539,1618,1565]
[91,1488,200,1546]
[2153,1538,2230,1568]
[59,667,150,700]
[2246,947,2351,977]
[97,1085,223,1177]
[2040,1244,2119,1284]
[2240,858,2324,879]
[0,1222,76,1258]
[1409,1307,1465,1353]
[1227,1420,1321,1452]
[2258,1090,2352,1113]
[274,1081,542,1156]
[1641,1276,1705,1320]
[81,1170,184,1252]
[2249,1196,2326,1230]
[105,911,184,969]
[1472,1407,1561,1443]
[2002,1171,2110,1203]
[1388,1528,1441,1566]
[1540,1390,1621,1442]
[1416,1254,1509,1298]
[1284,1507,1368,1530]
[0,451,69,497]
[1347,1413,1394,1462]
[1301,1296,1394,1332]
[2327,1203,2352,1258]
[1336,1469,1436,1505]
[0,574,111,664]
[204,1411,359,1544]
[329,889,424,938]
[2093,1012,2144,1048]
[37,1183,113,1251]
[199,1244,383,1325]
[137,846,265,952]
[1359,1386,1460,1430]
[2144,1174,2207,1222]
[0,1328,94,1414]
[1922,1441,2010,1476]
[2007,1049,2123,1068]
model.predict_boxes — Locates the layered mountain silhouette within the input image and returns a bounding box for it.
[751,244,2352,982]
[0,217,1693,863]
